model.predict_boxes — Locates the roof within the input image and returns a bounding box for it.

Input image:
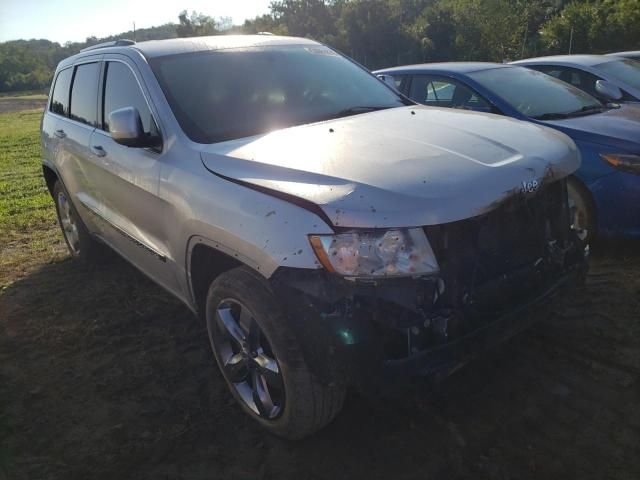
[65,35,320,64]
[374,62,510,75]
[80,39,135,52]
[512,55,617,67]
[133,35,319,58]
[606,51,640,58]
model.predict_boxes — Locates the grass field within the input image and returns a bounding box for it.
[0,109,65,288]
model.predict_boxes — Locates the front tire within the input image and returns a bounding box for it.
[205,266,345,439]
[567,176,596,245]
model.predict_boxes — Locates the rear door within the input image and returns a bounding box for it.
[85,56,175,291]
[43,66,73,177]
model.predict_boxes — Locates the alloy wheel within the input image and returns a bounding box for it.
[57,192,80,254]
[208,299,285,419]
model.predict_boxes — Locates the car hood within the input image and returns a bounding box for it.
[200,106,580,228]
[541,104,640,150]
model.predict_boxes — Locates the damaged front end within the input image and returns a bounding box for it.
[270,178,588,386]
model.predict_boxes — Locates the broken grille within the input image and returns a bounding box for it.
[425,179,572,316]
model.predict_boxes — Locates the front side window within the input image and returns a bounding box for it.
[69,62,100,126]
[530,65,602,98]
[50,68,73,116]
[103,61,153,134]
[409,75,491,111]
[150,45,407,143]
[469,67,602,119]
[595,59,640,92]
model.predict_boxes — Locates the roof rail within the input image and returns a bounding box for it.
[80,39,135,52]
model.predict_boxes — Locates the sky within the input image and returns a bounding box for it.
[0,0,273,44]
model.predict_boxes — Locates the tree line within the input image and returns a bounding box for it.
[1,0,639,93]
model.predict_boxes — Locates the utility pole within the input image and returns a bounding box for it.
[133,22,136,42]
[569,27,574,54]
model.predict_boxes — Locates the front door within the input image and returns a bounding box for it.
[84,57,175,292]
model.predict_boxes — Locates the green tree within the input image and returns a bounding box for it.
[540,0,640,54]
[176,10,232,37]
[541,1,611,53]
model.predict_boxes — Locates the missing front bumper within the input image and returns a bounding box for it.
[270,256,586,388]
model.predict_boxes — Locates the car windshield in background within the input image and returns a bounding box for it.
[468,67,603,119]
[150,45,406,143]
[596,59,640,90]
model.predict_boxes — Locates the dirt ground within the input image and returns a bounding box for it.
[0,99,638,479]
[0,99,47,115]
[1,239,639,480]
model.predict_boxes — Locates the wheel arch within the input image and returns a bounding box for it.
[187,238,245,317]
[42,163,59,196]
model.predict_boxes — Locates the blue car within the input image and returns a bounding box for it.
[374,63,640,239]
[607,51,640,61]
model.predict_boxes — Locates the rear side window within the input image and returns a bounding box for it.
[70,62,100,126]
[50,68,73,116]
[103,62,153,134]
[409,75,491,111]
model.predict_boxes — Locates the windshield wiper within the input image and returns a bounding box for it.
[309,105,396,124]
[567,104,607,116]
[334,105,393,117]
[531,112,571,120]
[532,104,606,120]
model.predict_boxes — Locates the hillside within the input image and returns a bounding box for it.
[0,23,177,93]
[2,0,640,94]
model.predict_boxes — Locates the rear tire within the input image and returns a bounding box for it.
[205,266,345,439]
[52,180,109,265]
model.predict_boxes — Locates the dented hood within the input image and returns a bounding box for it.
[200,106,580,228]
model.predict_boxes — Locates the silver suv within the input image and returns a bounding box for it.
[41,35,587,439]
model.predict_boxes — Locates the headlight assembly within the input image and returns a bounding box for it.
[600,153,640,175]
[309,228,439,278]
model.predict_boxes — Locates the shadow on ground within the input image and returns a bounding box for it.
[1,244,639,479]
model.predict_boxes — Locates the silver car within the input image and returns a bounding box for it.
[41,35,587,439]
[513,54,640,103]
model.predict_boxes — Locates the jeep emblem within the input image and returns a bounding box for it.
[521,179,540,193]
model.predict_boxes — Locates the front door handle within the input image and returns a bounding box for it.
[54,129,66,138]
[91,145,107,157]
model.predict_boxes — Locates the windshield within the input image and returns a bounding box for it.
[595,59,640,90]
[150,45,406,143]
[468,66,602,119]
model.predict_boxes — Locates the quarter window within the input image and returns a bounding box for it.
[50,68,73,116]
[103,62,153,134]
[70,62,100,126]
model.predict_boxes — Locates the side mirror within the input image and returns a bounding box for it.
[109,106,160,148]
[377,74,398,91]
[595,80,623,101]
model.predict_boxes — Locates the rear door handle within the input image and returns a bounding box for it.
[91,145,107,157]
[54,129,66,138]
